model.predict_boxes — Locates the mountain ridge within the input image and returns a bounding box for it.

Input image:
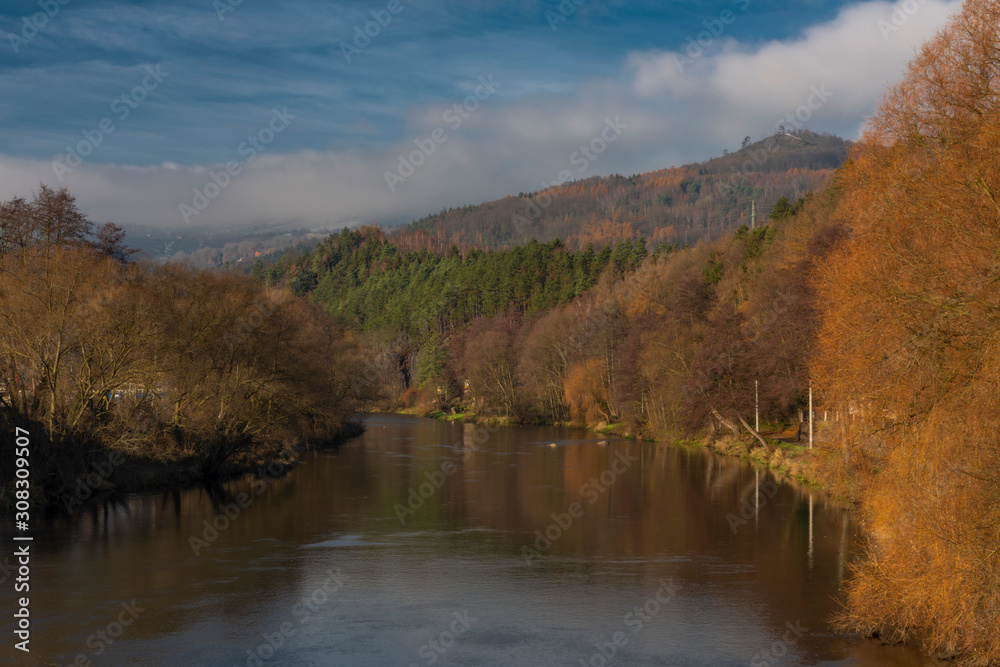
[397,128,848,251]
[159,128,848,266]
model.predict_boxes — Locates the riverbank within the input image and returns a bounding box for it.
[399,408,855,504]
[15,412,933,667]
[0,418,366,511]
[698,434,857,502]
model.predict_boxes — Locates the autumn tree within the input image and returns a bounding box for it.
[563,358,610,423]
[813,0,1000,661]
[0,248,114,436]
[0,202,366,489]
[0,185,120,259]
[32,185,92,250]
[520,308,575,419]
[0,197,36,254]
[463,318,521,417]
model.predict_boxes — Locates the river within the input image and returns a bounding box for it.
[2,414,932,666]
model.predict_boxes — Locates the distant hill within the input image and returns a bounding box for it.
[124,223,330,265]
[396,129,848,250]
[177,128,848,269]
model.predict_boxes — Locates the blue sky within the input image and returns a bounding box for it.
[0,0,961,230]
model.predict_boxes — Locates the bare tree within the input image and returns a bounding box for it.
[31,185,93,251]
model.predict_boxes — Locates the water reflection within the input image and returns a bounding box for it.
[0,415,931,666]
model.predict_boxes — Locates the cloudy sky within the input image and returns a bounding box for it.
[0,0,959,232]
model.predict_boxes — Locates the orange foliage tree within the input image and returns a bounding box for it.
[563,358,610,424]
[813,0,1000,661]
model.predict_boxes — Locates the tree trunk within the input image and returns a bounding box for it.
[738,415,769,450]
[710,407,740,438]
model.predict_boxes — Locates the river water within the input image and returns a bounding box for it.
[2,414,932,666]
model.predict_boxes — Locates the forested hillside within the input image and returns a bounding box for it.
[256,226,675,326]
[256,192,823,431]
[399,129,846,249]
[221,130,845,275]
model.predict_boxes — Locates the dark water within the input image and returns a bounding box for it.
[1,415,933,666]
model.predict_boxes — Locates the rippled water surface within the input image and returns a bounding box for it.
[1,415,931,666]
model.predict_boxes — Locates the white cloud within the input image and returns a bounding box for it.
[630,0,960,134]
[0,0,962,232]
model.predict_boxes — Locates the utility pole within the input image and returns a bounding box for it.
[808,381,814,450]
[755,379,759,433]
[751,200,756,230]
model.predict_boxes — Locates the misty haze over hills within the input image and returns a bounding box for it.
[142,129,848,264]
[0,0,958,235]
